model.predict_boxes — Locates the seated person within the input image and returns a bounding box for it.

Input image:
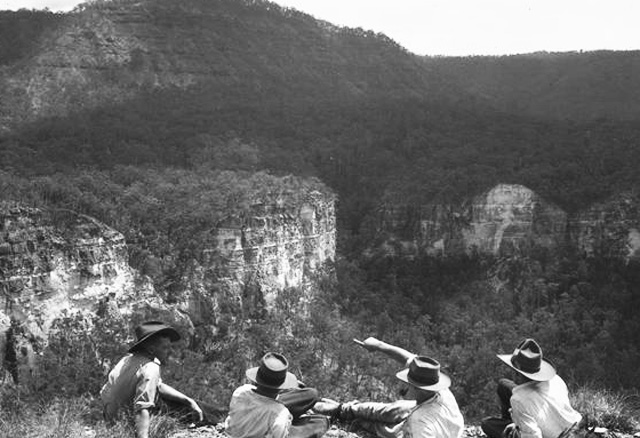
[225,352,329,438]
[100,320,204,438]
[481,338,583,438]
[314,337,464,438]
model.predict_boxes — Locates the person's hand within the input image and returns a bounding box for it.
[361,337,383,352]
[189,399,203,422]
[502,422,519,438]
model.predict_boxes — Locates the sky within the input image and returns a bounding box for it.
[3,0,640,56]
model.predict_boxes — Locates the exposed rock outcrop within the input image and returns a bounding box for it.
[0,190,337,378]
[170,190,336,337]
[370,184,638,260]
[0,203,163,381]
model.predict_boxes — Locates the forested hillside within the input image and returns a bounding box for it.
[424,51,640,121]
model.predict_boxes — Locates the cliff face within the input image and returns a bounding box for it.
[461,184,567,255]
[0,203,161,381]
[174,191,336,336]
[372,184,638,259]
[0,191,336,378]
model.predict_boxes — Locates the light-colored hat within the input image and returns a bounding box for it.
[395,356,451,391]
[497,338,556,382]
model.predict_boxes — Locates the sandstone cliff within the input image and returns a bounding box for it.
[0,203,159,380]
[370,184,638,260]
[169,190,336,338]
[0,189,336,379]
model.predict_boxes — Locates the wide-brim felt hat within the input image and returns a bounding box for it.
[129,320,181,353]
[497,338,556,382]
[246,352,299,391]
[395,356,451,392]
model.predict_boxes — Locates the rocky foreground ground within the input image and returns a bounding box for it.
[167,423,487,438]
[168,423,637,438]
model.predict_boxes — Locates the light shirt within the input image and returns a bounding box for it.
[225,384,293,438]
[403,389,465,438]
[352,389,464,438]
[100,352,163,419]
[511,375,583,438]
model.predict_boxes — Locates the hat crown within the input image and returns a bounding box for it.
[256,353,290,387]
[511,338,543,374]
[407,356,441,386]
[135,321,169,341]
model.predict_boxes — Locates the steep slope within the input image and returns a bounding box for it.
[0,0,448,126]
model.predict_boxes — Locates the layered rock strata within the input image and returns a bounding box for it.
[372,184,638,260]
[0,203,163,381]
[0,191,337,377]
[178,191,336,333]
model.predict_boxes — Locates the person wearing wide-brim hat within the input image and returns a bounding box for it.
[225,352,330,438]
[313,337,464,438]
[481,338,583,438]
[100,321,205,438]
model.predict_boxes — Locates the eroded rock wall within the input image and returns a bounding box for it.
[0,190,337,378]
[371,184,638,260]
[176,192,336,334]
[0,203,168,381]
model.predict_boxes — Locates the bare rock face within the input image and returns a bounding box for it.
[174,191,336,334]
[371,184,567,257]
[461,184,567,255]
[0,190,337,378]
[372,184,640,260]
[0,202,168,381]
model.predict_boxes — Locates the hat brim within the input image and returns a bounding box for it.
[246,367,299,391]
[497,354,556,381]
[395,368,451,391]
[129,327,181,352]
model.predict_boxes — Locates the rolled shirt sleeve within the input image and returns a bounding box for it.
[133,361,162,412]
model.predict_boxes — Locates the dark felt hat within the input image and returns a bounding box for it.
[497,338,556,382]
[128,320,181,353]
[246,352,299,391]
[395,356,451,391]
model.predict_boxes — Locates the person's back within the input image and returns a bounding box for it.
[225,352,329,438]
[481,339,582,438]
[404,388,464,438]
[225,384,292,438]
[101,352,161,419]
[511,375,582,438]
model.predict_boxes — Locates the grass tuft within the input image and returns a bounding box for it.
[571,383,640,433]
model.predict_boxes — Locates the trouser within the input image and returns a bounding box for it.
[339,399,416,438]
[278,387,329,438]
[481,378,517,438]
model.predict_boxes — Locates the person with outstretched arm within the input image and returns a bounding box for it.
[314,336,464,438]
